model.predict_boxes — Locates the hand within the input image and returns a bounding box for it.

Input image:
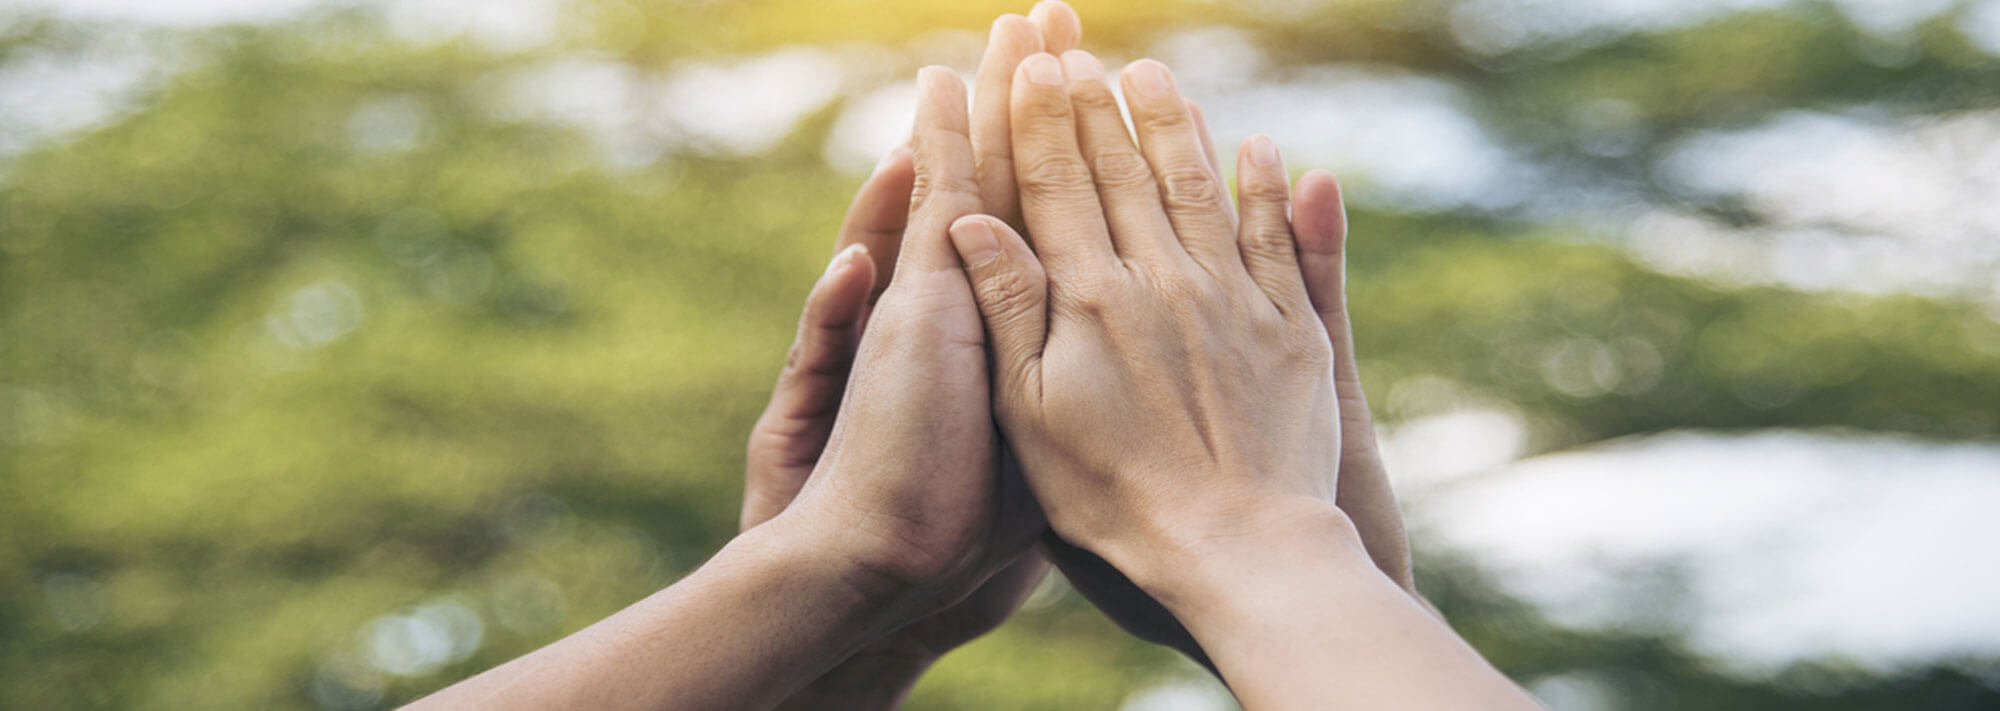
[1039,92,1422,668]
[741,7,1083,706]
[1046,132,1430,663]
[944,51,1534,709]
[744,207,1046,699]
[945,49,1342,590]
[414,38,1086,711]
[768,59,1041,624]
[972,48,1418,668]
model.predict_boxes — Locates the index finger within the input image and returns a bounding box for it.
[972,15,1044,231]
[901,67,984,276]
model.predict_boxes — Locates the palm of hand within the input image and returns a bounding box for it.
[743,135,1047,678]
[745,285,1045,658]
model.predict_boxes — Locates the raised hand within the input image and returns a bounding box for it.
[739,8,1086,706]
[943,52,1535,707]
[742,149,908,534]
[1025,51,1422,668]
[950,49,1342,598]
[770,60,1040,641]
[411,57,1059,711]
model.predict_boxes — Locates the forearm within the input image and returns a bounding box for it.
[1127,501,1539,711]
[408,514,912,711]
[773,650,934,711]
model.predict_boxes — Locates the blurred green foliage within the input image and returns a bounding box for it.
[3,1,1998,709]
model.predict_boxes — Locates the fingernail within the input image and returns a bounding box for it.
[1061,50,1102,81]
[827,244,866,276]
[1023,53,1063,86]
[1125,60,1172,98]
[918,65,955,91]
[949,218,1002,267]
[992,13,1028,38]
[1249,135,1280,168]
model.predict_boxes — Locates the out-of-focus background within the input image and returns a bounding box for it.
[4,0,1999,708]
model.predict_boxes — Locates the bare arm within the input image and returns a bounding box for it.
[405,514,916,710]
[1135,503,1530,710]
[412,65,1041,711]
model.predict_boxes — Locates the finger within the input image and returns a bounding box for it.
[836,146,915,300]
[761,244,876,444]
[1121,60,1244,281]
[1234,135,1310,314]
[1011,53,1118,275]
[947,215,1047,405]
[1030,0,1082,54]
[901,66,986,276]
[1294,170,1414,591]
[972,15,1044,231]
[743,244,877,529]
[1186,99,1237,230]
[1061,50,1186,265]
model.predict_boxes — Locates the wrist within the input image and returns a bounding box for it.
[730,510,929,648]
[757,503,944,627]
[1111,495,1379,617]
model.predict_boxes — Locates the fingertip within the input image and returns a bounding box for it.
[1120,58,1176,99]
[918,65,965,95]
[871,145,913,177]
[948,215,1003,267]
[1293,170,1347,253]
[1059,49,1103,81]
[1017,52,1063,87]
[882,145,915,178]
[916,66,971,130]
[1243,134,1282,171]
[833,242,874,279]
[989,13,1043,55]
[993,12,1031,33]
[828,243,863,273]
[1030,0,1082,52]
[813,244,876,323]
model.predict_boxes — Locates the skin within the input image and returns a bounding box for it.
[1031,50,1427,667]
[750,0,1427,683]
[741,5,1080,707]
[943,51,1541,709]
[411,63,1035,711]
[417,5,1465,708]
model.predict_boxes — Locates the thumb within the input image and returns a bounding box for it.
[946,214,1048,403]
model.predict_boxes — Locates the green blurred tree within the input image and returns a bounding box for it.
[2,2,1995,709]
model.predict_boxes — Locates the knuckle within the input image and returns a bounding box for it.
[1020,96,1075,130]
[1068,87,1122,116]
[1137,106,1192,134]
[908,170,981,213]
[978,269,1042,317]
[1239,178,1291,206]
[1090,150,1155,191]
[1016,153,1095,198]
[1146,267,1206,309]
[1050,275,1112,318]
[1241,227,1297,261]
[1158,166,1223,208]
